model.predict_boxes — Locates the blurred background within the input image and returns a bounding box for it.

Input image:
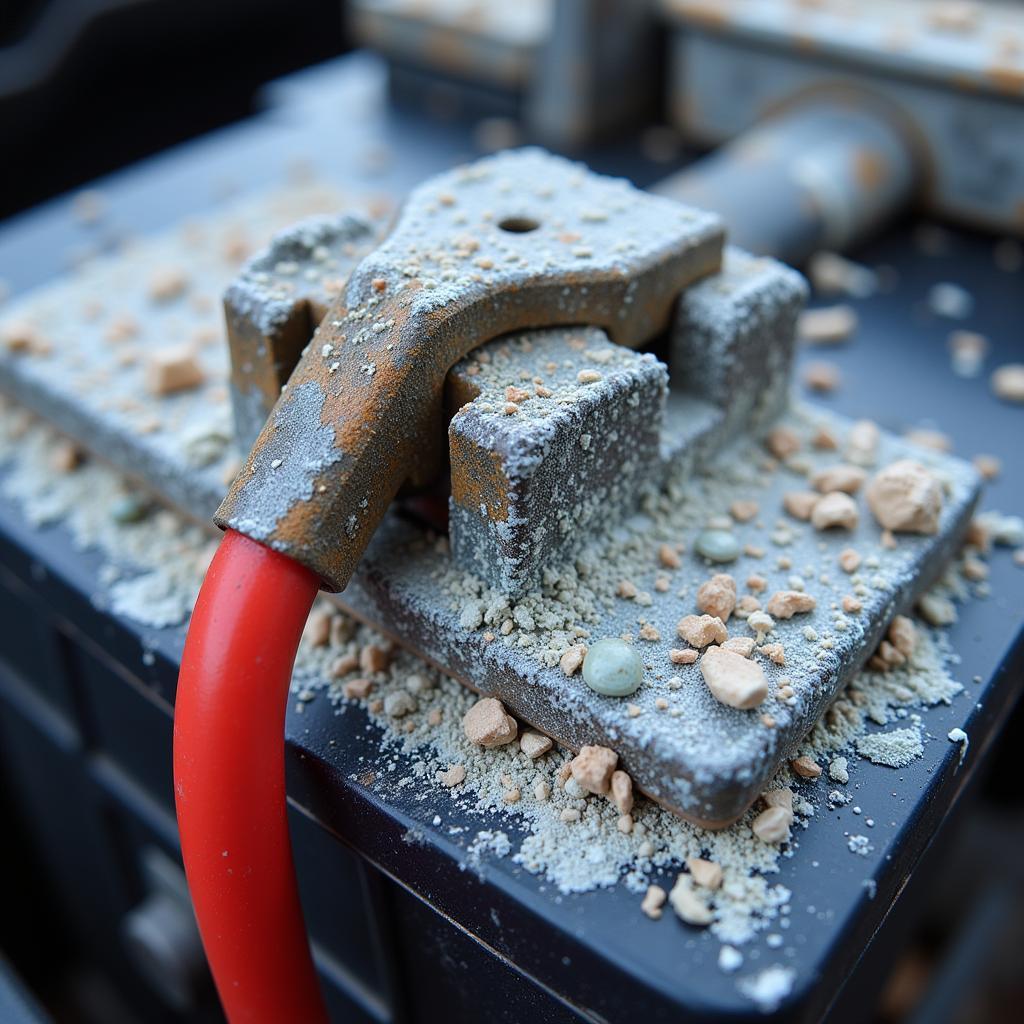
[1,2,1023,1023]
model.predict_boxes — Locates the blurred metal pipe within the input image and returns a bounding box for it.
[652,99,917,264]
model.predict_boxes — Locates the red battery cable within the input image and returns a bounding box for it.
[173,529,329,1023]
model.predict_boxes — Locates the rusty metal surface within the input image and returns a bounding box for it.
[224,214,381,449]
[216,149,724,591]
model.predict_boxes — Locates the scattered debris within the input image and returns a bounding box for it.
[797,304,857,344]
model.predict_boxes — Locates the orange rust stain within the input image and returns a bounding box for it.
[448,427,510,523]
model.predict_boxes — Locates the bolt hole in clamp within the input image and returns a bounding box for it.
[216,149,725,591]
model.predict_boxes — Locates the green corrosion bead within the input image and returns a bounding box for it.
[695,528,740,563]
[582,638,643,697]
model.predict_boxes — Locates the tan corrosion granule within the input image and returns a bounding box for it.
[798,304,857,344]
[437,764,466,787]
[811,464,866,495]
[752,806,793,844]
[505,385,531,404]
[964,518,990,552]
[1014,549,1024,567]
[699,646,769,709]
[304,608,332,647]
[639,623,661,642]
[811,491,860,531]
[842,595,862,614]
[730,500,759,522]
[503,787,521,804]
[962,556,988,581]
[609,770,634,815]
[905,428,952,453]
[570,745,618,795]
[654,576,671,593]
[847,419,880,467]
[463,697,518,748]
[669,875,713,926]
[556,762,573,787]
[330,652,359,678]
[722,636,755,658]
[677,614,728,648]
[641,885,667,920]
[534,780,551,801]
[361,643,392,674]
[626,703,642,717]
[617,579,638,599]
[790,755,822,779]
[560,808,580,823]
[838,547,861,573]
[343,677,373,699]
[147,267,189,302]
[972,454,1001,480]
[867,460,942,534]
[696,574,737,622]
[747,610,774,642]
[427,708,443,726]
[145,345,204,395]
[658,543,681,569]
[760,643,785,666]
[813,425,839,450]
[783,491,820,521]
[803,361,841,392]
[655,697,669,711]
[761,714,776,728]
[919,591,957,626]
[746,574,768,593]
[735,595,761,619]
[687,857,724,890]
[559,644,586,677]
[991,364,1024,403]
[888,615,917,659]
[520,730,553,759]
[617,814,634,834]
[669,648,699,665]
[762,788,793,811]
[744,544,766,558]
[577,369,603,384]
[766,591,817,618]
[766,425,801,459]
[51,439,84,473]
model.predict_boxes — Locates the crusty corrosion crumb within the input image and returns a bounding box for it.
[866,460,943,534]
[463,697,517,748]
[559,644,586,677]
[765,425,801,459]
[676,614,727,648]
[669,648,698,665]
[699,646,768,709]
[641,885,667,920]
[687,857,723,890]
[696,573,737,622]
[783,491,819,521]
[145,345,204,396]
[730,500,759,522]
[436,764,466,787]
[791,755,822,778]
[570,745,618,795]
[811,491,859,531]
[766,591,816,618]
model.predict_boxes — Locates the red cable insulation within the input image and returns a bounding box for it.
[173,529,329,1023]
